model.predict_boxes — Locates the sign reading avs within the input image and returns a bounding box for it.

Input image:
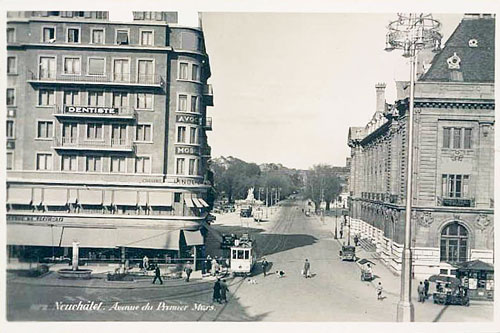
[176,114,200,124]
[176,146,200,155]
[65,106,118,115]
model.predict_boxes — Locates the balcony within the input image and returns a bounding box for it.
[204,117,212,131]
[53,137,136,153]
[203,84,214,106]
[438,197,475,208]
[53,105,136,121]
[27,71,165,89]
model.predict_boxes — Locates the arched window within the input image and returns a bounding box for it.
[440,222,468,263]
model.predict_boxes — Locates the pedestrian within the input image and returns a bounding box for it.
[184,262,193,282]
[418,281,425,302]
[152,264,163,285]
[142,255,149,273]
[303,259,311,278]
[376,282,383,300]
[213,278,222,304]
[424,279,430,299]
[220,279,229,303]
[354,235,359,247]
[261,257,269,277]
[206,255,212,274]
[340,229,343,239]
[212,258,219,276]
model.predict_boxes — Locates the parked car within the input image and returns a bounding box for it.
[240,206,252,217]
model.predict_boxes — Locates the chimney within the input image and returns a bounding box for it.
[375,83,386,112]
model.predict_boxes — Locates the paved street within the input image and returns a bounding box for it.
[6,200,492,321]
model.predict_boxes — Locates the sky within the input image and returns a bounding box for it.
[108,11,462,170]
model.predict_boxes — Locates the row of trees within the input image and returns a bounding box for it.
[303,164,343,211]
[211,157,303,203]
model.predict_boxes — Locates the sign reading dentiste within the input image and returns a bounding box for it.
[64,106,118,115]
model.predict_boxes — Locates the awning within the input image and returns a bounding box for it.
[149,192,173,207]
[78,190,103,205]
[191,198,204,208]
[60,227,118,248]
[7,224,63,247]
[118,229,180,250]
[33,188,43,206]
[183,230,204,246]
[7,188,32,205]
[138,192,148,206]
[114,191,137,206]
[43,189,68,206]
[198,198,209,207]
[103,191,113,206]
[68,190,78,204]
[184,197,195,208]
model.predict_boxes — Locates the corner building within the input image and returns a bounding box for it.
[347,15,494,286]
[6,11,215,265]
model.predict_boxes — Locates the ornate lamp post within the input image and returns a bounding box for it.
[384,13,442,322]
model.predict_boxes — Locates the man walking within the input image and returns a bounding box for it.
[206,255,212,275]
[184,262,193,282]
[303,259,311,278]
[376,282,383,300]
[152,264,163,285]
[261,258,269,277]
[142,255,149,273]
[213,278,221,304]
[424,279,430,299]
[220,279,229,303]
[418,281,426,302]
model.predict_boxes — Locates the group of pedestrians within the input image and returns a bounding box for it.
[418,279,430,302]
[212,278,229,304]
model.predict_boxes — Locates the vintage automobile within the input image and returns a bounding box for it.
[339,245,356,261]
[220,234,237,249]
[240,206,252,217]
[358,258,375,281]
[430,275,470,306]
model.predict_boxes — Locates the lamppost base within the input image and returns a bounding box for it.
[396,300,415,322]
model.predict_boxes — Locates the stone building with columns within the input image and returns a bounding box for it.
[347,14,494,284]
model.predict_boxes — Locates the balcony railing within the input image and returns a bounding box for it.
[53,136,135,153]
[27,71,164,87]
[53,105,137,120]
[203,84,214,106]
[360,192,400,204]
[438,197,475,208]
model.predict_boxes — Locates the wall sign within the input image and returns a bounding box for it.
[176,114,200,124]
[7,215,64,222]
[176,146,200,155]
[65,106,118,115]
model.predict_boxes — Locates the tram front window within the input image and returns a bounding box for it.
[244,250,249,259]
[232,250,237,259]
[238,250,244,259]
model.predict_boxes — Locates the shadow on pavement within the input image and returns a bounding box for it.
[257,233,318,257]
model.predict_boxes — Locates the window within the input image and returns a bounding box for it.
[7,28,15,43]
[113,59,130,82]
[88,91,104,106]
[136,93,153,109]
[64,90,80,105]
[110,157,126,173]
[135,156,151,173]
[179,62,188,79]
[7,57,16,74]
[63,57,81,74]
[86,123,103,140]
[91,29,104,44]
[174,193,181,203]
[138,60,154,83]
[37,121,53,139]
[7,89,15,106]
[136,124,152,142]
[36,153,52,170]
[192,64,199,81]
[177,126,186,143]
[178,95,187,111]
[111,124,127,145]
[86,156,102,172]
[176,158,185,174]
[190,96,198,112]
[42,27,55,42]
[88,58,105,75]
[62,123,77,143]
[443,127,472,149]
[442,174,470,198]
[6,120,15,138]
[140,31,153,46]
[39,56,56,79]
[61,155,77,171]
[6,152,13,170]
[67,28,80,43]
[188,159,196,175]
[112,92,128,107]
[440,222,468,263]
[116,29,129,45]
[189,127,197,144]
[38,89,55,106]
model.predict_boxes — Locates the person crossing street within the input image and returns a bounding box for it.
[184,262,193,282]
[418,281,426,302]
[152,264,163,285]
[261,258,269,277]
[303,259,311,278]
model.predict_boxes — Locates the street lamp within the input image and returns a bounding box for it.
[384,13,442,322]
[334,209,338,239]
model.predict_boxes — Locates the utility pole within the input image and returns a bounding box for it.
[266,187,269,219]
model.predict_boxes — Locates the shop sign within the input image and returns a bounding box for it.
[176,146,199,155]
[173,178,203,185]
[176,114,199,124]
[64,106,118,115]
[7,215,64,222]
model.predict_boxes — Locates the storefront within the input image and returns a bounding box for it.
[455,260,494,301]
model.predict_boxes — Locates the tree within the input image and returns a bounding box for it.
[304,164,342,211]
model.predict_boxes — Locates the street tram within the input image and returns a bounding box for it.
[229,234,256,276]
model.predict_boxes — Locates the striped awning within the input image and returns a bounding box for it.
[191,198,204,208]
[198,198,209,207]
[7,188,32,205]
[114,191,137,206]
[149,192,173,207]
[78,190,103,205]
[43,189,68,206]
[7,224,63,247]
[184,197,195,208]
